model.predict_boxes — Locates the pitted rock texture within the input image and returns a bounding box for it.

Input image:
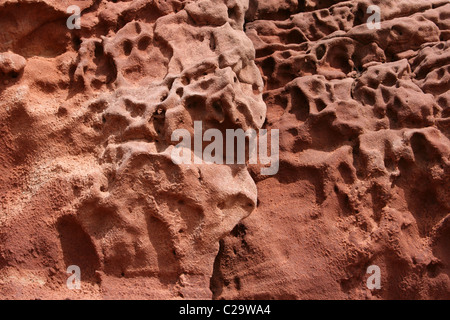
[0,0,263,299]
[0,0,449,300]
[212,0,450,300]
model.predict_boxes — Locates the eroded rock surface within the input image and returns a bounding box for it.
[0,0,264,299]
[0,0,449,299]
[212,0,450,300]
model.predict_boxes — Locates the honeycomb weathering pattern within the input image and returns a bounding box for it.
[0,0,449,299]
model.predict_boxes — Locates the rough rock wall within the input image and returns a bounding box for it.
[0,0,265,299]
[0,0,449,299]
[213,0,450,299]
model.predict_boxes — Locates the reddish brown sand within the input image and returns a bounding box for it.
[0,0,449,299]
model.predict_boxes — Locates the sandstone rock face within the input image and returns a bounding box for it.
[0,0,449,299]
